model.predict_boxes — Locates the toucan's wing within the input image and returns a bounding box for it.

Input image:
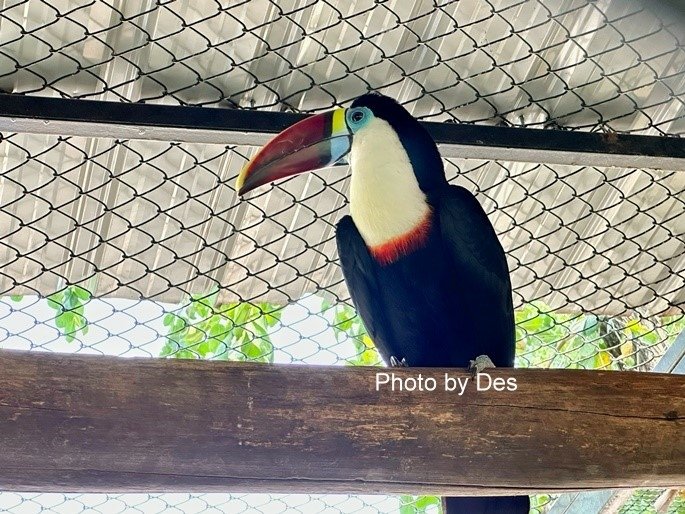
[335,215,395,362]
[437,185,515,359]
[438,185,512,294]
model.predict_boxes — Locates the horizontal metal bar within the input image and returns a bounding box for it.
[1,94,684,170]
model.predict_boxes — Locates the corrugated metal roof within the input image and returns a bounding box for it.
[0,0,683,315]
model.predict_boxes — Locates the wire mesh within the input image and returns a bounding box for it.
[1,0,684,513]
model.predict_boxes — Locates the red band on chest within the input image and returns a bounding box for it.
[369,210,432,266]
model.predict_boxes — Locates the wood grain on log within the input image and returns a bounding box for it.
[0,350,683,494]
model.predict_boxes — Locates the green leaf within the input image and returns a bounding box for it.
[47,297,62,312]
[320,297,332,312]
[399,495,441,514]
[197,340,219,357]
[159,341,177,357]
[73,286,91,301]
[242,341,263,360]
[208,322,228,338]
[252,323,268,338]
[45,286,91,342]
[160,293,282,363]
[593,351,613,369]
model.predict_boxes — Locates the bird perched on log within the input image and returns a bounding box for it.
[237,93,530,514]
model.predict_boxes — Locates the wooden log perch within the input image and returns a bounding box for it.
[0,350,683,495]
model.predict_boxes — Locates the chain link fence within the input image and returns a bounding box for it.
[1,0,684,513]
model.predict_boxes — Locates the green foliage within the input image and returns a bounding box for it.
[9,295,23,302]
[399,495,441,514]
[617,489,662,513]
[515,302,601,369]
[668,492,685,514]
[529,493,555,513]
[515,301,685,370]
[321,298,382,366]
[160,290,282,361]
[319,298,685,372]
[46,285,91,343]
[610,488,685,514]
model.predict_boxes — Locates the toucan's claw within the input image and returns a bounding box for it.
[390,356,408,367]
[468,354,495,377]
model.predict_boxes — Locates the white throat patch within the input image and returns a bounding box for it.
[349,116,430,248]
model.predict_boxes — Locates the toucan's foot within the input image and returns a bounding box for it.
[468,354,495,377]
[390,356,408,367]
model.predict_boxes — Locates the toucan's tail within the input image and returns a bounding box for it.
[443,495,530,513]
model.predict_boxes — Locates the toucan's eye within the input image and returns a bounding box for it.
[351,110,365,123]
[346,107,372,132]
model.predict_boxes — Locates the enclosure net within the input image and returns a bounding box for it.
[1,1,684,513]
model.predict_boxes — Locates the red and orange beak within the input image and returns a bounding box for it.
[236,108,351,196]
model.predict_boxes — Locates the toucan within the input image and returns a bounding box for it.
[236,93,530,514]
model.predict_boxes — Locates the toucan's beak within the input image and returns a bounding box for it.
[236,109,351,195]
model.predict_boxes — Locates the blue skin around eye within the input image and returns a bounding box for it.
[346,108,373,133]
